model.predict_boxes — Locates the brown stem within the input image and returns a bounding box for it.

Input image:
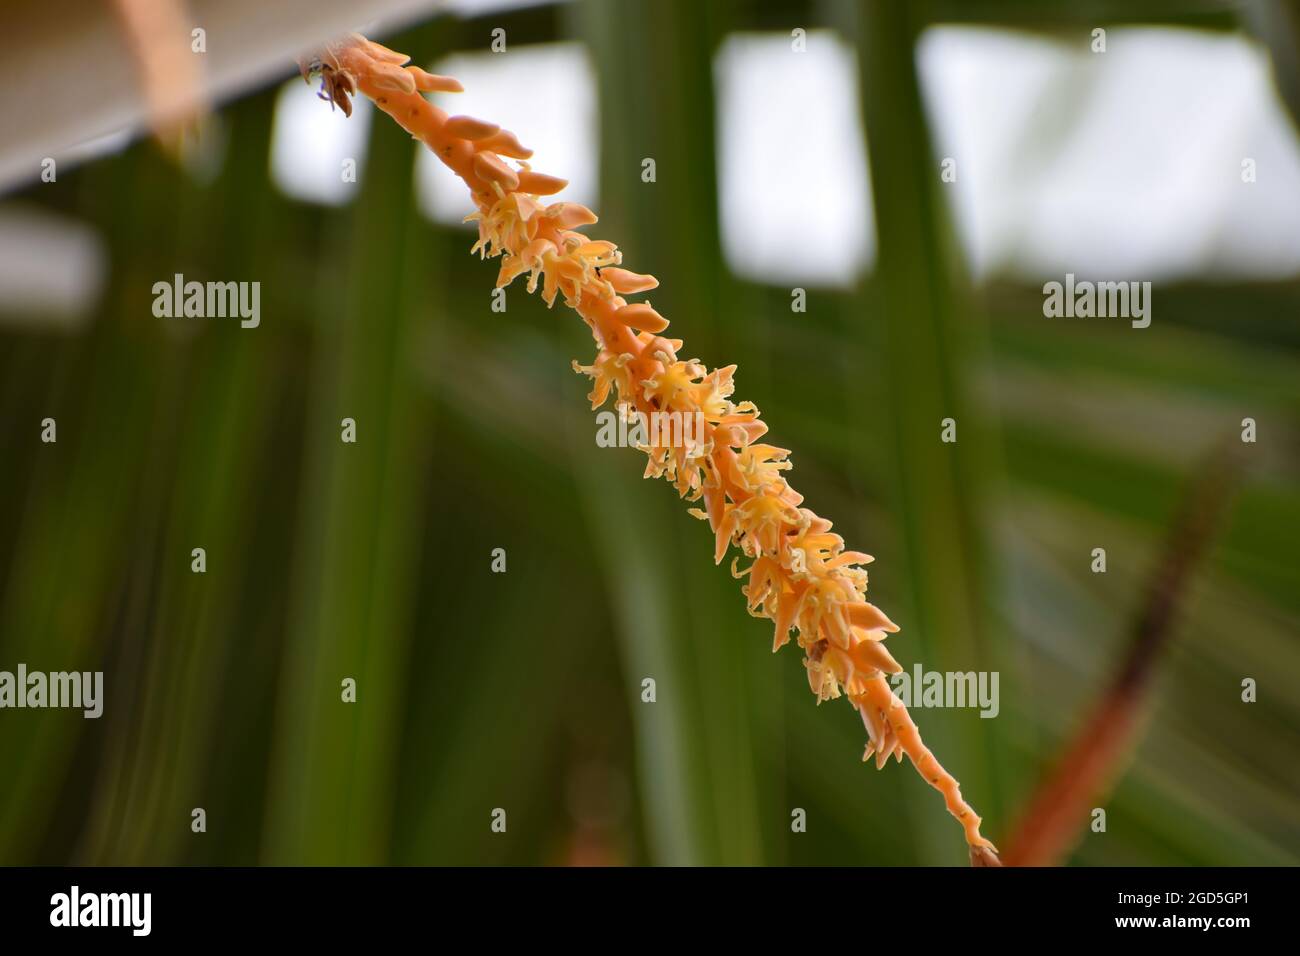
[1004,439,1245,866]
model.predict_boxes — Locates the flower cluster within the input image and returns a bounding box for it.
[314,34,996,861]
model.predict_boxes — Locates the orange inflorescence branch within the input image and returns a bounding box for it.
[309,33,997,863]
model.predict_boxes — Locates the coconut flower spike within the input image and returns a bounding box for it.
[308,34,998,864]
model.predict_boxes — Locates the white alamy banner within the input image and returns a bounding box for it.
[888,665,1000,719]
[0,664,102,718]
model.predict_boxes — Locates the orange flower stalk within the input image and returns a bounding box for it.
[306,34,998,863]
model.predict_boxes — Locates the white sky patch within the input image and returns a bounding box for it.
[919,25,1300,282]
[0,206,105,329]
[714,31,874,288]
[416,43,597,226]
[270,77,372,206]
